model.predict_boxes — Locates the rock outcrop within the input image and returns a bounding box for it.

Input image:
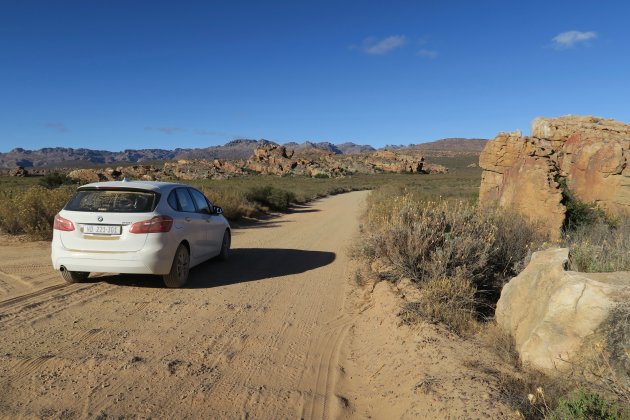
[479,116,630,239]
[66,146,442,183]
[496,248,630,387]
[9,166,29,177]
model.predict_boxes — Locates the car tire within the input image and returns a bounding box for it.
[163,244,190,288]
[60,270,89,284]
[218,230,230,261]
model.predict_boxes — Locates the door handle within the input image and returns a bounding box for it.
[185,217,191,222]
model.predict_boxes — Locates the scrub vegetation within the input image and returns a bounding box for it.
[354,181,630,419]
[0,156,481,239]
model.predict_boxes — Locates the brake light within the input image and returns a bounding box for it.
[129,215,173,233]
[53,214,75,231]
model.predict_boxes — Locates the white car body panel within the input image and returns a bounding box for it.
[51,181,230,277]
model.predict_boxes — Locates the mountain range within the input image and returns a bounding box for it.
[0,138,487,169]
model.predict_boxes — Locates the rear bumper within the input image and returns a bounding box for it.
[51,237,176,275]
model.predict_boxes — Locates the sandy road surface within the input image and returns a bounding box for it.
[0,191,369,419]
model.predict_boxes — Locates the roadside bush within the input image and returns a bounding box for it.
[362,192,542,290]
[564,216,629,273]
[364,195,497,286]
[358,189,544,331]
[0,186,73,239]
[38,172,74,189]
[547,389,629,420]
[401,275,478,335]
[313,173,330,179]
[201,187,256,221]
[245,185,296,211]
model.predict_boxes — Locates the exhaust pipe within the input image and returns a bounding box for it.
[60,266,67,272]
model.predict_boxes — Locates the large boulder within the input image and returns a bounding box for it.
[479,116,630,239]
[496,248,630,387]
[9,166,29,177]
[67,169,107,183]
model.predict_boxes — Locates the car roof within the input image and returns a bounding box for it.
[78,180,194,192]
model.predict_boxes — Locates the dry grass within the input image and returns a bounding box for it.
[401,275,478,335]
[477,323,630,419]
[478,323,572,419]
[0,169,484,239]
[564,216,630,273]
[0,185,74,239]
[200,187,256,220]
[358,188,544,331]
[364,194,498,286]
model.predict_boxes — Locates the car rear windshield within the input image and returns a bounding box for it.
[65,188,159,213]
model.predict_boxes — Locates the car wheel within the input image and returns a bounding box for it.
[163,244,190,288]
[218,230,230,261]
[60,270,89,284]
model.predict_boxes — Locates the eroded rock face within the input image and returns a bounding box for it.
[479,116,630,238]
[496,248,630,387]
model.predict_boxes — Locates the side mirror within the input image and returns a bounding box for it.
[213,206,223,215]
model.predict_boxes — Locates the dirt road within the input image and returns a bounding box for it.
[0,191,369,419]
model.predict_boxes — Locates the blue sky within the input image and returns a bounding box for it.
[1,0,629,152]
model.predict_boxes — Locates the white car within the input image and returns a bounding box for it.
[51,180,231,288]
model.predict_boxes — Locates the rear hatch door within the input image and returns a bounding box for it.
[58,188,160,252]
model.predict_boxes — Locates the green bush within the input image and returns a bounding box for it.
[547,390,629,420]
[559,178,607,231]
[313,173,330,179]
[245,185,296,211]
[38,172,75,189]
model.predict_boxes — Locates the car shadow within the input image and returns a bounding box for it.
[93,248,336,289]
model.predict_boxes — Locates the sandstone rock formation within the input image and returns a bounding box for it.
[496,248,630,387]
[9,166,29,177]
[65,146,442,183]
[479,116,630,238]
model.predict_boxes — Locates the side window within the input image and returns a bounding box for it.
[189,189,211,214]
[167,190,179,211]
[175,188,196,212]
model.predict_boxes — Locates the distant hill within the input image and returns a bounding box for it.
[283,141,375,155]
[0,140,376,168]
[176,139,276,161]
[410,138,488,152]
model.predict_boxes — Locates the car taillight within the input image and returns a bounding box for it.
[53,214,75,231]
[129,215,173,234]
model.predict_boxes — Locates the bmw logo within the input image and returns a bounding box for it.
[98,216,103,222]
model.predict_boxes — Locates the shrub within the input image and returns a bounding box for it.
[358,189,544,328]
[313,173,330,179]
[482,208,545,311]
[201,187,256,221]
[38,172,74,189]
[400,275,478,335]
[363,195,497,286]
[547,390,629,420]
[559,178,607,232]
[245,185,296,211]
[564,216,630,273]
[0,186,73,239]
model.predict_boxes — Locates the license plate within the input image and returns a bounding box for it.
[82,224,122,235]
